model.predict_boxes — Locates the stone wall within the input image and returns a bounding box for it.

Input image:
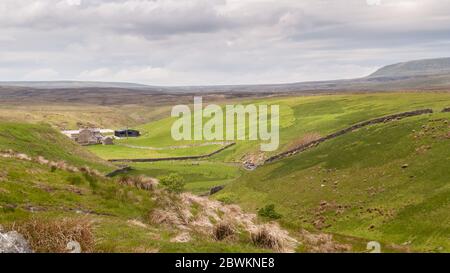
[265,109,433,164]
[109,142,236,163]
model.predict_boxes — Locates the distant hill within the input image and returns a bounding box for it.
[1,57,450,95]
[0,81,150,89]
[369,57,450,78]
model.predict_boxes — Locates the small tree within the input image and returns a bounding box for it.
[159,173,185,193]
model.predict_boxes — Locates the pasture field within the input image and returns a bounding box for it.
[220,112,450,252]
[86,92,450,252]
[87,143,224,160]
[1,92,449,252]
[123,161,242,194]
[96,92,450,162]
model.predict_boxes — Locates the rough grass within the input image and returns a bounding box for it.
[118,175,158,191]
[8,217,94,253]
[0,154,272,253]
[213,221,236,241]
[0,122,114,173]
[2,92,450,252]
[147,192,298,252]
[0,127,274,253]
[224,112,450,252]
[250,224,297,253]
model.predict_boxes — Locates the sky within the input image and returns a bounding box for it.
[0,0,450,86]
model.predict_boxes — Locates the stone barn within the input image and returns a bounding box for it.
[62,128,115,146]
[77,129,104,145]
[101,136,114,145]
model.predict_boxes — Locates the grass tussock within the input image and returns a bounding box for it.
[299,230,352,253]
[118,175,158,191]
[213,221,236,241]
[149,208,185,227]
[250,224,297,253]
[9,217,94,253]
[147,192,297,252]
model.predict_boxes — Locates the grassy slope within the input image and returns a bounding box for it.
[106,93,450,162]
[0,103,172,130]
[0,158,264,253]
[0,122,267,252]
[87,143,223,160]
[221,112,450,252]
[126,161,242,194]
[2,92,449,252]
[92,92,450,194]
[0,122,114,172]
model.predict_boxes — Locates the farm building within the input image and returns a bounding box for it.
[62,128,114,146]
[102,136,114,145]
[114,129,141,138]
[77,129,104,145]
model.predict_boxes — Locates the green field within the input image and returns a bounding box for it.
[86,92,450,252]
[91,93,450,162]
[124,161,242,194]
[220,112,450,252]
[87,143,224,160]
[1,92,449,252]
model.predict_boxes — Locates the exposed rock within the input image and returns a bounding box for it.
[0,227,32,253]
[210,185,225,195]
[243,162,257,171]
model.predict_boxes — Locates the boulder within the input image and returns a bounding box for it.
[0,228,33,253]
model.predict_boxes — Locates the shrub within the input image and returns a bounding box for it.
[159,173,185,193]
[258,204,282,219]
[9,217,94,253]
[118,175,157,191]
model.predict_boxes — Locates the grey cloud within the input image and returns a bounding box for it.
[0,0,450,85]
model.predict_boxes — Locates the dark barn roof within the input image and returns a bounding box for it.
[114,129,140,137]
[115,129,140,133]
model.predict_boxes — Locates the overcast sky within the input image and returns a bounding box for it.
[0,0,449,85]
